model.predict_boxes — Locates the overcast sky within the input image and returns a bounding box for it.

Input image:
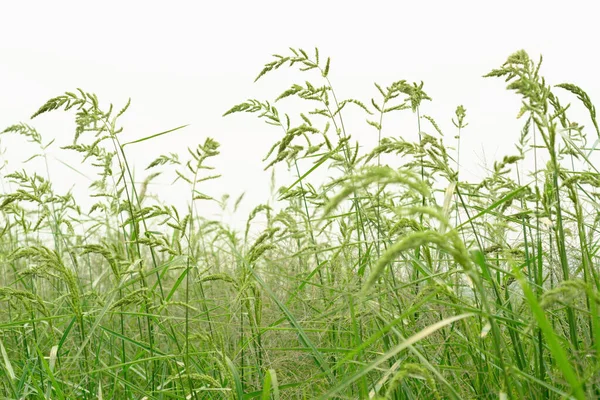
[1,0,599,228]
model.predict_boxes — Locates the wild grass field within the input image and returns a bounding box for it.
[1,48,599,399]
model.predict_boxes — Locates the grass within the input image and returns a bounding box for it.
[1,48,599,399]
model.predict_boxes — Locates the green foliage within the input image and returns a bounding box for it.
[1,47,600,399]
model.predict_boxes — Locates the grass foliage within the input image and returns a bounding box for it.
[1,48,600,399]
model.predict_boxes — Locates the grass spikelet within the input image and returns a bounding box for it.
[381,363,441,400]
[324,166,429,216]
[364,230,466,293]
[109,288,148,310]
[540,279,588,309]
[199,273,237,285]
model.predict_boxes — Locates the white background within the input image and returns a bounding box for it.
[1,0,599,228]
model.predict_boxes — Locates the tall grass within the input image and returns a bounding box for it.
[1,48,599,399]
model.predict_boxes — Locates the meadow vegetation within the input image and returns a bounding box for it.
[1,48,600,399]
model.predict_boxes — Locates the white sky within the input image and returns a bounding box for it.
[1,0,599,228]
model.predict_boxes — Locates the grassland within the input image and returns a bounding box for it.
[1,48,599,399]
